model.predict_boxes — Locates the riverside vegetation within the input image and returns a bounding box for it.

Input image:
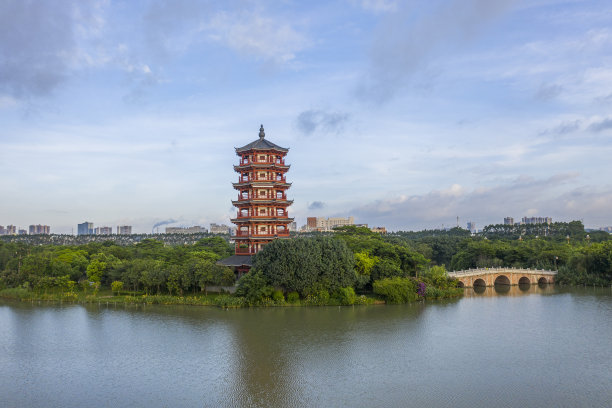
[1,223,610,307]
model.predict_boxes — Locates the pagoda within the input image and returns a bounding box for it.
[219,125,293,274]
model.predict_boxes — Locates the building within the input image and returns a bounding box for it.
[165,226,208,234]
[307,217,317,229]
[18,229,27,235]
[117,225,132,235]
[210,223,231,234]
[0,226,4,235]
[288,221,297,232]
[6,225,17,235]
[28,225,50,235]
[94,226,112,235]
[306,216,355,231]
[504,217,514,226]
[521,216,552,225]
[77,222,94,235]
[467,221,476,233]
[219,125,293,274]
[370,226,387,234]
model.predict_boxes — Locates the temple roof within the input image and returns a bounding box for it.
[217,255,253,267]
[235,125,289,153]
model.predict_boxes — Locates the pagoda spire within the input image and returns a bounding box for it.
[259,124,265,139]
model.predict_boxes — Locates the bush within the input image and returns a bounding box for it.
[272,290,285,303]
[286,291,300,304]
[373,277,418,303]
[303,289,331,306]
[336,287,357,305]
[235,270,274,305]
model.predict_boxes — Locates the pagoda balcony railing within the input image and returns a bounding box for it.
[239,158,286,165]
[234,231,289,237]
[237,194,289,201]
[237,176,287,183]
[236,212,289,218]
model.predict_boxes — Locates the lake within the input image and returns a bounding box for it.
[1,285,611,407]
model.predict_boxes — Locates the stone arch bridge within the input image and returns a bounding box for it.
[447,267,557,288]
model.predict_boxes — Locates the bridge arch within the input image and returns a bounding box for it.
[518,276,531,285]
[538,277,549,285]
[494,275,511,286]
[473,278,486,287]
[456,281,465,288]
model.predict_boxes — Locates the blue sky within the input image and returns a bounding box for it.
[1,0,611,233]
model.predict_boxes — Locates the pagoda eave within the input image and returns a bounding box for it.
[232,181,292,188]
[234,163,290,171]
[232,199,294,206]
[232,234,291,240]
[231,217,295,223]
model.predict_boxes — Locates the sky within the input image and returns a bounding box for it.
[1,0,611,234]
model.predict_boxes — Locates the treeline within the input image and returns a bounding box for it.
[1,223,610,307]
[0,237,235,296]
[0,233,229,247]
[384,221,611,285]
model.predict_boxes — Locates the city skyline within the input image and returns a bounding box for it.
[1,1,612,233]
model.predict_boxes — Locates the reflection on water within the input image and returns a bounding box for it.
[1,286,612,408]
[463,283,557,297]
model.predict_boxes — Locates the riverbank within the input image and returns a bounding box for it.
[0,286,462,308]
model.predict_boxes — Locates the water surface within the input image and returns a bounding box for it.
[1,286,611,407]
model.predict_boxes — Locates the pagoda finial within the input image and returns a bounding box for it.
[259,124,265,139]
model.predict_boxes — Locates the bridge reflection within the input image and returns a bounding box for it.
[463,282,555,297]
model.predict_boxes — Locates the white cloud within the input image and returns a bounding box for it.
[204,10,310,64]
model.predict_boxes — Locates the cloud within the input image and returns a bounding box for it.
[296,109,350,136]
[539,119,582,136]
[535,83,563,100]
[350,174,583,230]
[0,1,78,98]
[588,117,612,132]
[360,0,517,102]
[204,10,309,64]
[143,0,209,60]
[308,201,326,210]
[354,0,397,13]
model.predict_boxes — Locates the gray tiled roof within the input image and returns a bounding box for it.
[235,125,289,153]
[217,255,253,267]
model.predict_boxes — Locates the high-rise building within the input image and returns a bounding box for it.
[28,225,50,235]
[307,217,317,229]
[6,225,17,235]
[18,229,27,235]
[504,217,514,226]
[94,226,112,235]
[0,226,4,235]
[220,125,293,275]
[467,221,476,233]
[521,216,552,225]
[77,222,94,235]
[210,223,231,234]
[117,225,132,235]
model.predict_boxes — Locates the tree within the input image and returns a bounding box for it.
[252,236,355,296]
[111,280,124,295]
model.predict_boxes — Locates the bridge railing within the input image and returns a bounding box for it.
[447,267,557,277]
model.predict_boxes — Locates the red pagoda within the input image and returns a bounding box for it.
[219,125,293,274]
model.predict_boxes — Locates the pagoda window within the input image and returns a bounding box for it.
[259,155,266,161]
[278,209,285,215]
